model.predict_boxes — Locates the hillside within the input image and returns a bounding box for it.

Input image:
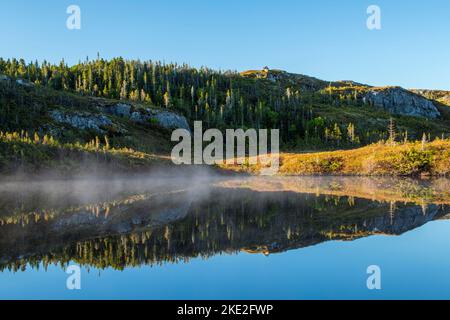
[1,57,450,176]
[240,69,444,117]
[0,76,188,153]
[2,58,450,149]
[412,89,450,107]
[0,76,184,175]
[411,89,450,120]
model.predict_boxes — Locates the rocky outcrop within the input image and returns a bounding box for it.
[16,79,34,87]
[241,69,442,119]
[0,75,34,87]
[364,87,441,119]
[103,103,190,131]
[241,68,328,91]
[153,111,190,131]
[49,110,113,133]
[49,103,190,133]
[105,103,131,117]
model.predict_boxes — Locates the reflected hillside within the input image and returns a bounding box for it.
[0,177,449,271]
[218,176,450,205]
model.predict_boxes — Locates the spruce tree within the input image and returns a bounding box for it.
[388,118,397,145]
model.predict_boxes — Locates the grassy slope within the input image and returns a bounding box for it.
[303,102,450,147]
[8,133,447,177]
[0,80,179,174]
[0,80,173,155]
[221,139,450,177]
[0,131,171,175]
[240,70,450,147]
[1,71,450,177]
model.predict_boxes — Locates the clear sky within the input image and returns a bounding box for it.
[1,0,449,90]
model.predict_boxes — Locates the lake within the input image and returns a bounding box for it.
[0,176,449,299]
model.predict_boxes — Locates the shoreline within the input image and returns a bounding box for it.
[1,132,450,179]
[221,139,450,177]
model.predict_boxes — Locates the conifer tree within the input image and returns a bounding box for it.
[388,118,397,145]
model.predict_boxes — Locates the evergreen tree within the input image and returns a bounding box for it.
[388,118,397,145]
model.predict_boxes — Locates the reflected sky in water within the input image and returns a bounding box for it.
[0,176,449,299]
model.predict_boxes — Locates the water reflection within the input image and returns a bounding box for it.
[0,177,449,272]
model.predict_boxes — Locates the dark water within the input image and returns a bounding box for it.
[0,176,449,299]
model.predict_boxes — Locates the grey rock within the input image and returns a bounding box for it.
[102,103,190,131]
[130,111,151,123]
[152,111,190,131]
[16,79,34,87]
[50,110,112,133]
[52,211,104,230]
[364,87,440,119]
[106,103,132,117]
[366,205,441,235]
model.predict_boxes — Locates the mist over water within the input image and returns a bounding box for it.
[0,174,450,299]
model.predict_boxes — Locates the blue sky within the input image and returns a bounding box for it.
[1,0,449,90]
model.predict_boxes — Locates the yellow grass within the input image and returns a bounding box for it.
[220,139,450,177]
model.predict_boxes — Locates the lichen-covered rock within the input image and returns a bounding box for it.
[152,111,190,131]
[130,111,151,123]
[105,103,132,117]
[101,103,190,131]
[364,87,440,119]
[49,110,112,133]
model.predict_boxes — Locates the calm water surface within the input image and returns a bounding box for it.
[0,176,449,299]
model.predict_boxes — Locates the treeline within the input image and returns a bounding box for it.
[0,57,428,147]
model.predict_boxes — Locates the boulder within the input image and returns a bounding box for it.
[49,110,112,133]
[106,103,132,117]
[130,111,151,123]
[152,111,190,131]
[364,87,440,119]
[16,79,34,87]
[102,104,190,131]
